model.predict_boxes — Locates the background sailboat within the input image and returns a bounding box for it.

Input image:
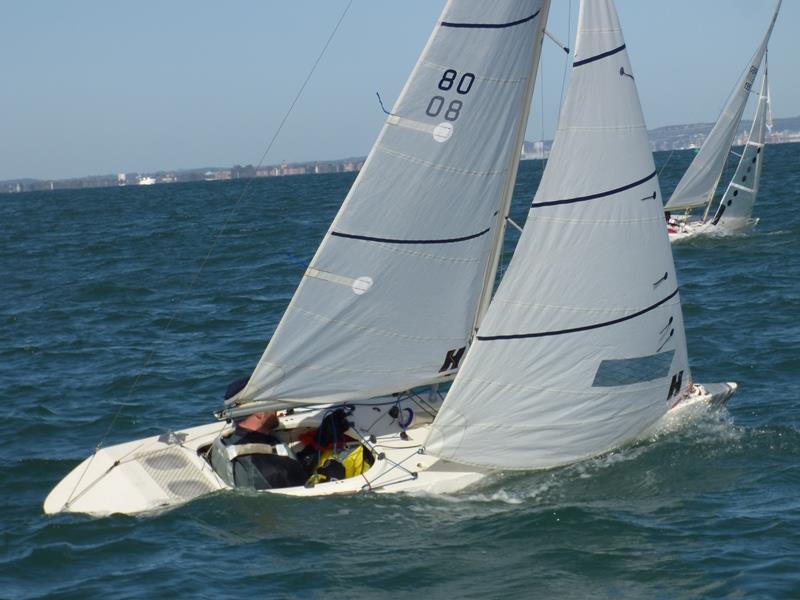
[664,0,781,241]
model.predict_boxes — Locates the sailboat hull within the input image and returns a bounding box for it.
[668,218,759,242]
[44,382,735,517]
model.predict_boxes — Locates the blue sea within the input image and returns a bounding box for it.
[2,144,799,599]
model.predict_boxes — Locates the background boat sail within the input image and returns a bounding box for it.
[45,0,735,516]
[709,63,771,230]
[663,0,781,241]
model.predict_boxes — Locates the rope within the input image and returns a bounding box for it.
[658,148,678,179]
[556,0,572,126]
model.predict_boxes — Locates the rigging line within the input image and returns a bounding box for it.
[657,148,677,179]
[363,448,422,489]
[90,1,354,456]
[540,45,545,148]
[556,0,572,127]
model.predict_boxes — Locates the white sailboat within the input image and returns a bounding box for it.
[45,0,735,517]
[664,1,780,242]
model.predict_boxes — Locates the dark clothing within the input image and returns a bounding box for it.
[215,427,307,490]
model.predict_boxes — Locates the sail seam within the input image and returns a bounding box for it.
[489,295,670,314]
[288,306,466,343]
[377,145,508,177]
[530,215,665,225]
[330,227,491,245]
[532,170,657,208]
[333,243,482,264]
[423,61,525,85]
[573,44,626,67]
[477,288,679,341]
[441,10,540,30]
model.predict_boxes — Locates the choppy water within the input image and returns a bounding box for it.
[1,144,799,599]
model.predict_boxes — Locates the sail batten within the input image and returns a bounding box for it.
[573,43,626,67]
[426,0,691,470]
[477,289,680,341]
[330,228,492,245]
[441,10,541,29]
[233,1,550,410]
[532,170,657,207]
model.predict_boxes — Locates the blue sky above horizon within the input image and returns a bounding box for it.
[1,1,796,180]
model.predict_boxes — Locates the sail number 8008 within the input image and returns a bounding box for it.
[426,69,475,122]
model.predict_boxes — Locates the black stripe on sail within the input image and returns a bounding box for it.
[330,227,491,245]
[477,288,680,341]
[573,44,627,67]
[532,170,657,209]
[441,10,540,29]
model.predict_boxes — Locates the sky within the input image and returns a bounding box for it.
[0,0,797,181]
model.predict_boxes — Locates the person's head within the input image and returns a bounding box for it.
[237,411,279,434]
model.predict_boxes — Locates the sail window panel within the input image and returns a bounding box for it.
[592,351,675,387]
[246,225,492,404]
[331,150,502,258]
[307,237,485,337]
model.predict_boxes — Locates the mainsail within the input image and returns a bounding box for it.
[710,66,770,228]
[230,1,551,413]
[664,0,781,212]
[427,0,691,470]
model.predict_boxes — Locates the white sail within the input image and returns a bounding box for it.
[710,66,770,229]
[426,0,692,470]
[229,1,551,413]
[665,0,781,212]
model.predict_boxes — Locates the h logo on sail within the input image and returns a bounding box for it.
[439,346,466,373]
[667,370,684,400]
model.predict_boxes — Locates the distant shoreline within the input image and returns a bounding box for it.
[4,115,799,195]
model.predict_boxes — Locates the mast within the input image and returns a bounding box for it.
[472,1,552,335]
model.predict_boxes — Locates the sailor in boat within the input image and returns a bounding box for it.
[209,379,373,489]
[209,410,308,490]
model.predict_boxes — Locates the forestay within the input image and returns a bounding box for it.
[664,0,781,212]
[229,1,550,412]
[711,67,770,228]
[427,0,692,470]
